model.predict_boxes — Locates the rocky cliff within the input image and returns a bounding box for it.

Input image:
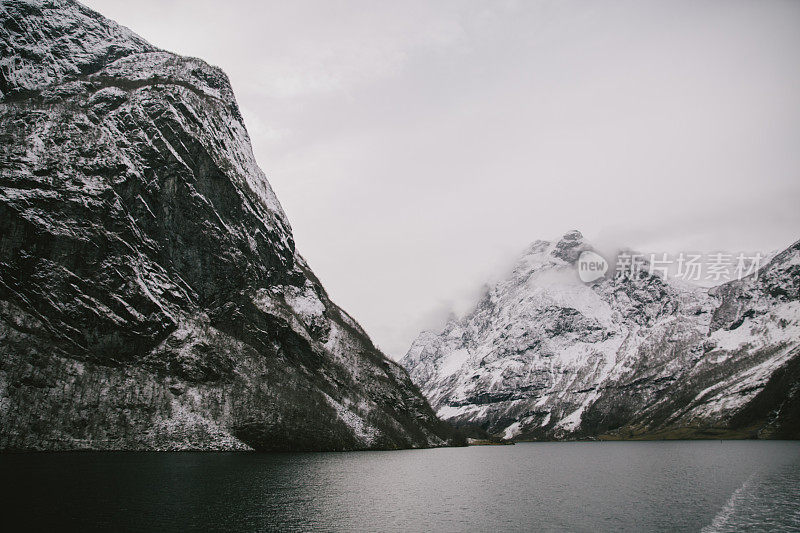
[402,231,799,440]
[0,0,458,451]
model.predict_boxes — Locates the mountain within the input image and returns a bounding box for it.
[401,230,800,440]
[0,0,459,451]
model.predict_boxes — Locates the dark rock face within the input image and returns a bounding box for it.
[402,232,800,441]
[551,229,585,263]
[0,0,458,451]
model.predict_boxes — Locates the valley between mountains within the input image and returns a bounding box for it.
[1,0,796,452]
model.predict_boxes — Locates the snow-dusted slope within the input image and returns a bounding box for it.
[402,231,800,440]
[0,0,458,451]
[0,0,155,95]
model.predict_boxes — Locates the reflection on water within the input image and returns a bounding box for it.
[1,441,798,532]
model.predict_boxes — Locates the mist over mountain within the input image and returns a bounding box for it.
[402,231,800,441]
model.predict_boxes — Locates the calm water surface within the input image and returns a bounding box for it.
[1,441,798,532]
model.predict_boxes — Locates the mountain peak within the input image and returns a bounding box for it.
[402,235,800,441]
[552,229,586,263]
[560,229,584,242]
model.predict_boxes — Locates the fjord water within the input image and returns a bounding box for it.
[1,442,798,532]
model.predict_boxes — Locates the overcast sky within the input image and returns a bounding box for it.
[83,0,800,358]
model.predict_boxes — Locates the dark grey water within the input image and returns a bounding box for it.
[1,441,798,532]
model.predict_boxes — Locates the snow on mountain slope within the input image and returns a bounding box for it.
[401,231,800,440]
[0,0,155,95]
[0,0,459,451]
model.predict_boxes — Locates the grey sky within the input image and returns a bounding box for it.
[83,0,800,358]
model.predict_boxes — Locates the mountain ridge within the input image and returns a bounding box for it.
[401,231,799,441]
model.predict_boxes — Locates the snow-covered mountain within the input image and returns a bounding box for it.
[0,0,459,450]
[401,230,799,440]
